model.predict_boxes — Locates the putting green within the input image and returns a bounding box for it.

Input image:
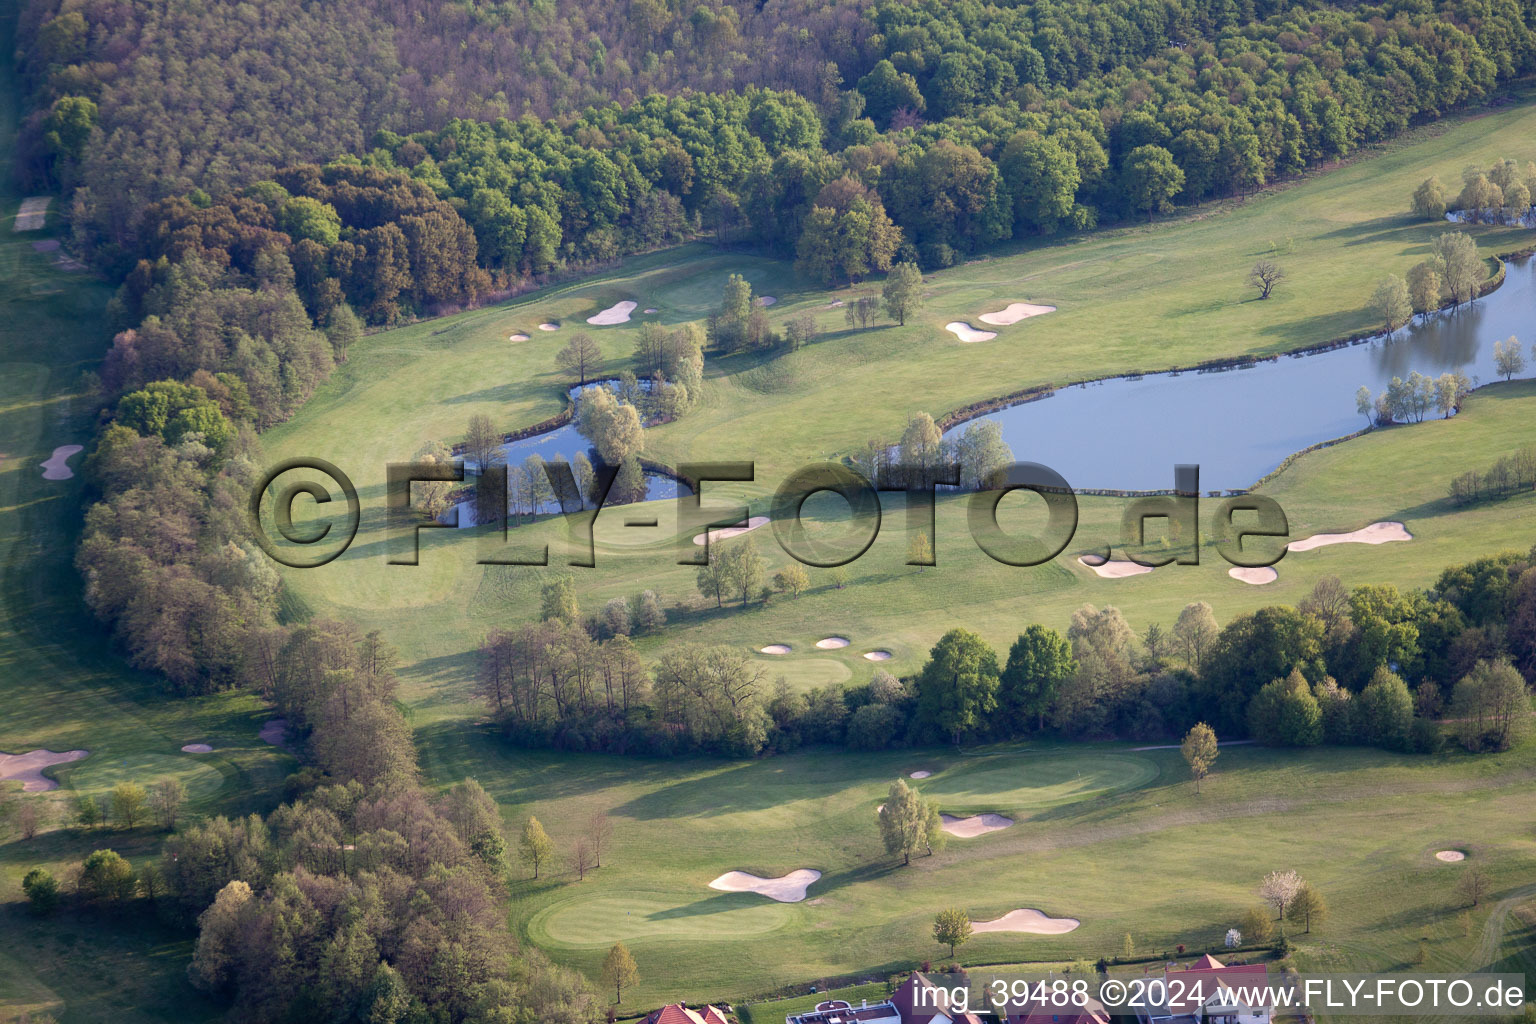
[747,656,852,689]
[529,889,797,948]
[66,752,227,803]
[917,753,1158,816]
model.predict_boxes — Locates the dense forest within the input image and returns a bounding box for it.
[18,0,1536,278]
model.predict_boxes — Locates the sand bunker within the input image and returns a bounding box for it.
[692,516,770,546]
[971,908,1080,935]
[863,650,892,661]
[1228,566,1278,585]
[643,307,658,313]
[508,333,530,342]
[829,299,844,307]
[816,636,850,649]
[259,719,291,749]
[587,300,637,325]
[14,197,49,231]
[909,770,932,779]
[941,812,1014,838]
[1436,850,1467,862]
[40,444,83,480]
[1288,521,1412,552]
[760,644,792,655]
[756,296,777,306]
[945,321,997,343]
[0,749,89,791]
[181,743,214,753]
[538,322,560,331]
[978,302,1057,326]
[1078,555,1153,579]
[708,868,820,902]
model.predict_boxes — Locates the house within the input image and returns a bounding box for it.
[1003,994,1112,1024]
[649,1003,732,1024]
[789,973,985,1024]
[888,971,987,1024]
[1138,954,1272,1024]
[786,997,901,1024]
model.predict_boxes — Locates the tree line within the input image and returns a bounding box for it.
[480,542,1536,759]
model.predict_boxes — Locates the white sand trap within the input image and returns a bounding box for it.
[40,444,83,480]
[909,770,932,779]
[259,718,291,749]
[587,300,637,325]
[971,908,1080,935]
[0,749,89,791]
[181,743,213,753]
[1228,566,1278,585]
[829,299,844,307]
[1288,521,1412,552]
[644,307,658,314]
[538,322,560,331]
[863,650,892,661]
[978,302,1057,326]
[941,812,1014,838]
[1436,850,1466,862]
[709,868,820,902]
[945,321,997,343]
[1078,555,1153,579]
[760,644,792,655]
[14,197,49,231]
[756,296,777,306]
[816,636,850,649]
[508,333,530,342]
[693,516,770,546]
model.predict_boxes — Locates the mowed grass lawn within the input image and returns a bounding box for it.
[265,97,1536,713]
[418,725,1536,1009]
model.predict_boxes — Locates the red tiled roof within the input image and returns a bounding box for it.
[647,1004,730,1024]
[1189,954,1225,970]
[888,973,950,1022]
[1164,962,1271,1014]
[1004,997,1111,1024]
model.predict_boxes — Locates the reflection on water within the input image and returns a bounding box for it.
[943,257,1536,491]
[449,381,688,528]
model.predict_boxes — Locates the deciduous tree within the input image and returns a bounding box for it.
[933,907,972,957]
[602,942,639,1003]
[519,817,555,879]
[1181,722,1219,793]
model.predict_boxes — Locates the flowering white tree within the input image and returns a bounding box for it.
[1259,869,1305,920]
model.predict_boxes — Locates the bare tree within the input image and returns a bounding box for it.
[556,332,602,385]
[587,811,614,868]
[571,838,596,881]
[464,415,504,474]
[16,801,43,840]
[1249,260,1284,299]
[1260,869,1305,920]
[1455,866,1489,907]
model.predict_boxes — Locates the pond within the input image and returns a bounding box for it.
[449,381,688,527]
[943,256,1536,492]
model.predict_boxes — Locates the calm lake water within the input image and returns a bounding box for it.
[943,256,1536,491]
[450,381,687,527]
